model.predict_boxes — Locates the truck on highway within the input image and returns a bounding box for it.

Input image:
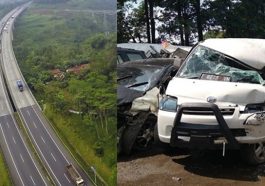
[66,164,85,186]
[16,80,23,91]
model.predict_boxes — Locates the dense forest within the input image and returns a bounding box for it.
[118,0,265,45]
[13,1,116,185]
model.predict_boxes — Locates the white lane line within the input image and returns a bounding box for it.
[33,121,37,129]
[64,173,71,183]
[10,113,48,186]
[6,122,9,128]
[32,106,70,164]
[51,152,57,162]
[41,136,46,144]
[0,125,25,186]
[27,110,30,117]
[20,153,24,163]
[12,136,16,144]
[20,111,62,186]
[30,176,36,185]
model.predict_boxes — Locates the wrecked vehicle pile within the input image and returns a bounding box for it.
[158,38,265,164]
[118,58,181,155]
[117,43,191,60]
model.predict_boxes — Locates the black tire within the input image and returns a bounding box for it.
[240,142,265,165]
[122,124,143,155]
[122,114,156,155]
[117,126,126,155]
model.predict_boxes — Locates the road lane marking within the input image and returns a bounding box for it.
[0,125,25,186]
[20,153,24,163]
[12,136,16,144]
[41,136,46,144]
[10,113,48,185]
[6,122,9,128]
[27,110,30,117]
[32,106,70,164]
[51,152,57,162]
[64,173,71,183]
[30,176,36,185]
[33,121,37,128]
[20,111,62,186]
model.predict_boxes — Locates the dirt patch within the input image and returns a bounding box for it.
[118,146,265,186]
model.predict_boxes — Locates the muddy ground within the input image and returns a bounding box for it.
[118,145,265,186]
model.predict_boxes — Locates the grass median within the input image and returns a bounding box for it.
[0,148,12,186]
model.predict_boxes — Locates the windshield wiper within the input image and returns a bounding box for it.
[187,76,200,79]
[127,82,148,88]
[117,75,132,81]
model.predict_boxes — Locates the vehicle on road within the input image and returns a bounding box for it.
[118,58,182,155]
[66,164,85,186]
[158,38,265,164]
[16,79,23,91]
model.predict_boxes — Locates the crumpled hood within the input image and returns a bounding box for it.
[117,85,143,106]
[166,78,265,106]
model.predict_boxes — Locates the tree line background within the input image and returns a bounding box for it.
[118,0,265,45]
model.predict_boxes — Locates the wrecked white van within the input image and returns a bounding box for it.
[157,38,265,164]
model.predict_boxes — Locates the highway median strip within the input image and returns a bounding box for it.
[13,112,55,186]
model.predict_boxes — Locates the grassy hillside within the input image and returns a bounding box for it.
[13,2,116,185]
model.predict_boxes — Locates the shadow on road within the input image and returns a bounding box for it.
[173,150,265,182]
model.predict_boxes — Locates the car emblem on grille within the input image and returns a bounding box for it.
[207,96,217,103]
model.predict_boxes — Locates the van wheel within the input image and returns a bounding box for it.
[117,126,125,155]
[241,142,265,165]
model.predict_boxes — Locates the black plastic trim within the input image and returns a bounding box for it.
[170,103,240,149]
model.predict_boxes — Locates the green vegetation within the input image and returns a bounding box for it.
[13,1,116,185]
[0,149,12,186]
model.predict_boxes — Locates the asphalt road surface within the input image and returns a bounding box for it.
[0,5,48,186]
[0,115,48,185]
[1,3,91,186]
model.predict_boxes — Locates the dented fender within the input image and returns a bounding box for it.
[129,87,160,115]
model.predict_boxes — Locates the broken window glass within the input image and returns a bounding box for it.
[178,46,264,84]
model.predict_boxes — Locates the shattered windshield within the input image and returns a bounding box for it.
[178,45,264,84]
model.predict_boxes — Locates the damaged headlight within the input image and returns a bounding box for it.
[243,103,265,125]
[243,103,265,113]
[159,96,178,112]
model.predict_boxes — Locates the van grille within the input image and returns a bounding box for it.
[183,108,235,116]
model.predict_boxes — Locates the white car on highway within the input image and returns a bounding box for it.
[157,38,265,164]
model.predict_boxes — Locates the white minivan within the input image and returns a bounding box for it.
[157,38,265,164]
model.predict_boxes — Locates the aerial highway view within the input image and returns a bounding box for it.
[0,0,116,185]
[117,0,265,186]
[0,4,48,186]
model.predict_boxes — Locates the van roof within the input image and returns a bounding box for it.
[200,38,265,70]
